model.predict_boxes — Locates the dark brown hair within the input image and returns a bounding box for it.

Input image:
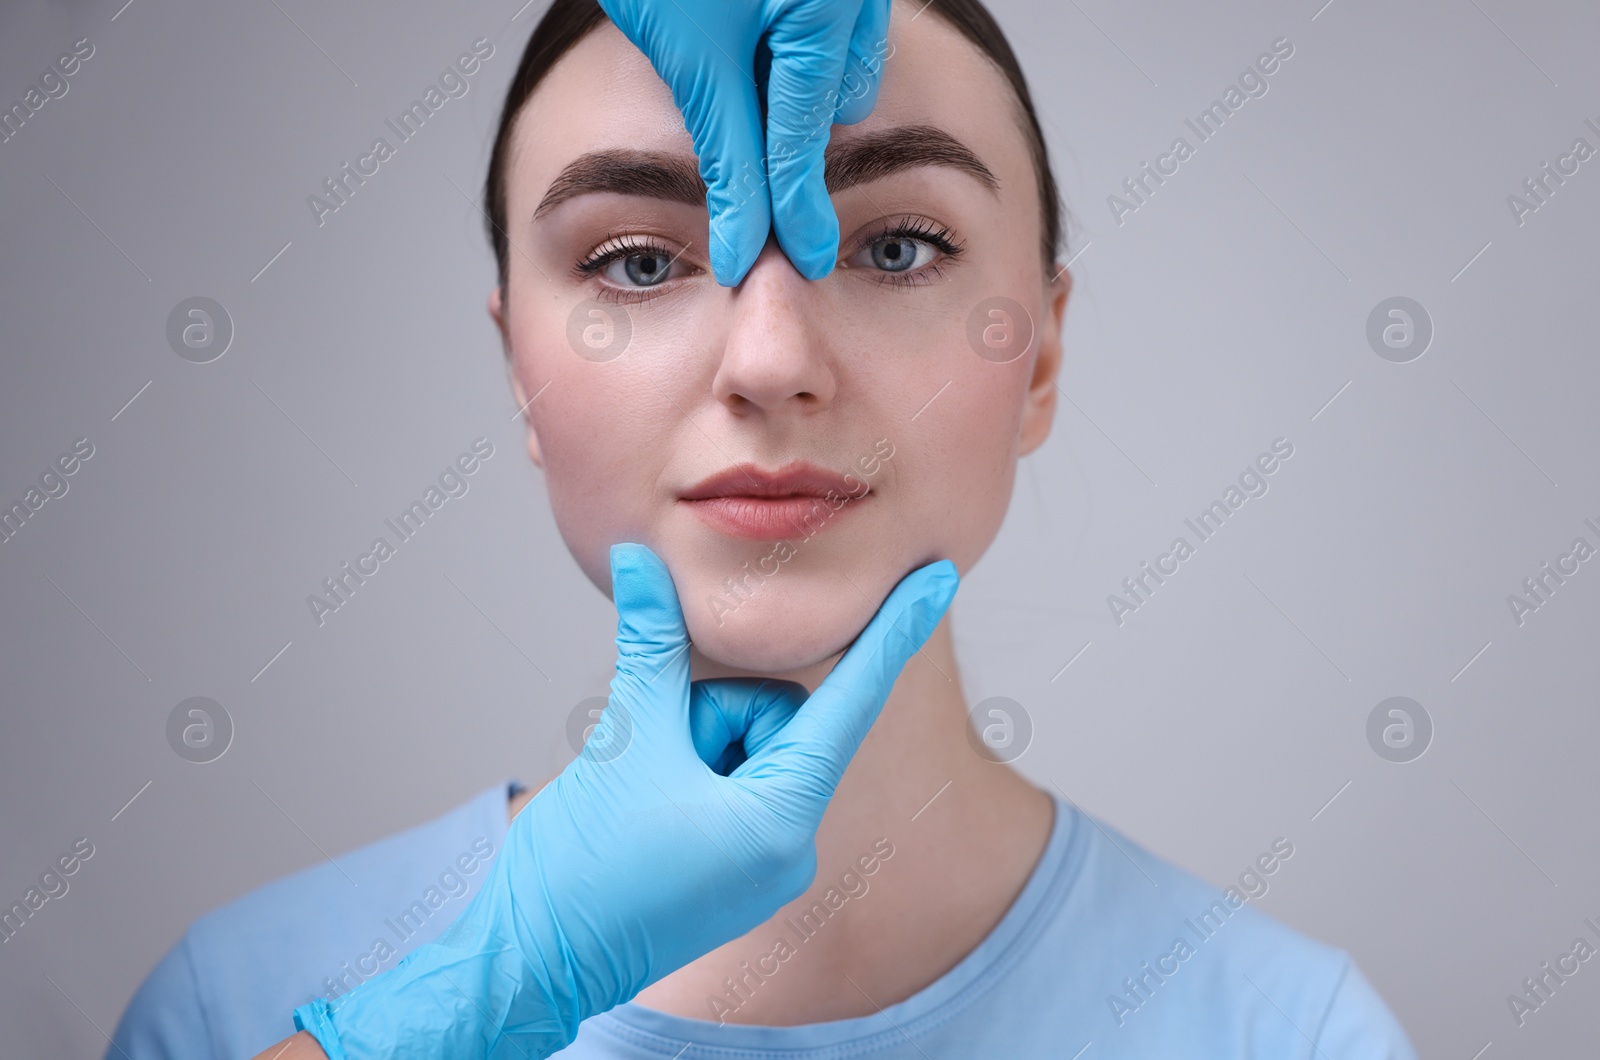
[483,0,1065,288]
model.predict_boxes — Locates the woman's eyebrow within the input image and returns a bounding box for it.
[533,124,998,219]
[823,124,999,196]
[534,149,704,219]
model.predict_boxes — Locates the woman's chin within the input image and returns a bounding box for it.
[680,580,879,679]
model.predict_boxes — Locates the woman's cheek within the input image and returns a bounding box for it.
[911,374,1025,570]
[525,382,653,592]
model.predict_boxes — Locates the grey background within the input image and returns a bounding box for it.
[2,0,1596,1055]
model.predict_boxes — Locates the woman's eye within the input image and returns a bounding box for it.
[853,235,939,273]
[601,248,679,287]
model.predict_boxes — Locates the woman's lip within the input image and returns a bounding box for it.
[680,493,870,541]
[680,461,858,501]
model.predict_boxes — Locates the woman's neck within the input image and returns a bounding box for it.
[626,613,1055,1026]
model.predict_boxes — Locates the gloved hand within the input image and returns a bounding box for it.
[595,0,894,285]
[293,542,958,1059]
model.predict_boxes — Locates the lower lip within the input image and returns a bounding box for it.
[680,493,870,541]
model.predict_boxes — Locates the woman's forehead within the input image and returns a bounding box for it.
[511,9,1026,204]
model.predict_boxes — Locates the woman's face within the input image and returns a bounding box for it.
[492,1,1068,675]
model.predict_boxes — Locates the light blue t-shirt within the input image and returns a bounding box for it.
[107,780,1417,1059]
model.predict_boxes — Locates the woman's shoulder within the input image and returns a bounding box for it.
[185,779,513,950]
[1061,808,1318,951]
[106,780,515,1060]
[1030,797,1415,1056]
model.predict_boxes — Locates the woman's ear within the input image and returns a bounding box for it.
[488,284,510,350]
[489,286,545,469]
[1017,266,1071,457]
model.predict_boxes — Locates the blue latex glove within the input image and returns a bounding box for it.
[294,542,958,1059]
[596,0,894,285]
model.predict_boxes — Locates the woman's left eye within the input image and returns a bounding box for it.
[843,220,963,282]
[857,235,938,273]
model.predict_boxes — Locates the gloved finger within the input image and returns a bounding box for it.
[677,60,771,287]
[763,9,858,280]
[607,543,692,737]
[833,0,891,125]
[689,678,808,774]
[732,559,958,796]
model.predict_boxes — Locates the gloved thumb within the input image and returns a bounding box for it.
[608,543,692,731]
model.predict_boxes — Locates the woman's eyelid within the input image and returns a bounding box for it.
[846,212,965,254]
[579,229,700,268]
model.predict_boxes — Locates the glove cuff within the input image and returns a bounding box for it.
[293,998,349,1060]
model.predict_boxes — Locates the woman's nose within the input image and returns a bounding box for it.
[710,238,838,414]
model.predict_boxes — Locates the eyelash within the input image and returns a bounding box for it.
[570,215,966,303]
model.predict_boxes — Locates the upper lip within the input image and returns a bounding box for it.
[680,461,862,500]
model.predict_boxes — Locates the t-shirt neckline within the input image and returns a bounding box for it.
[586,790,1084,1055]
